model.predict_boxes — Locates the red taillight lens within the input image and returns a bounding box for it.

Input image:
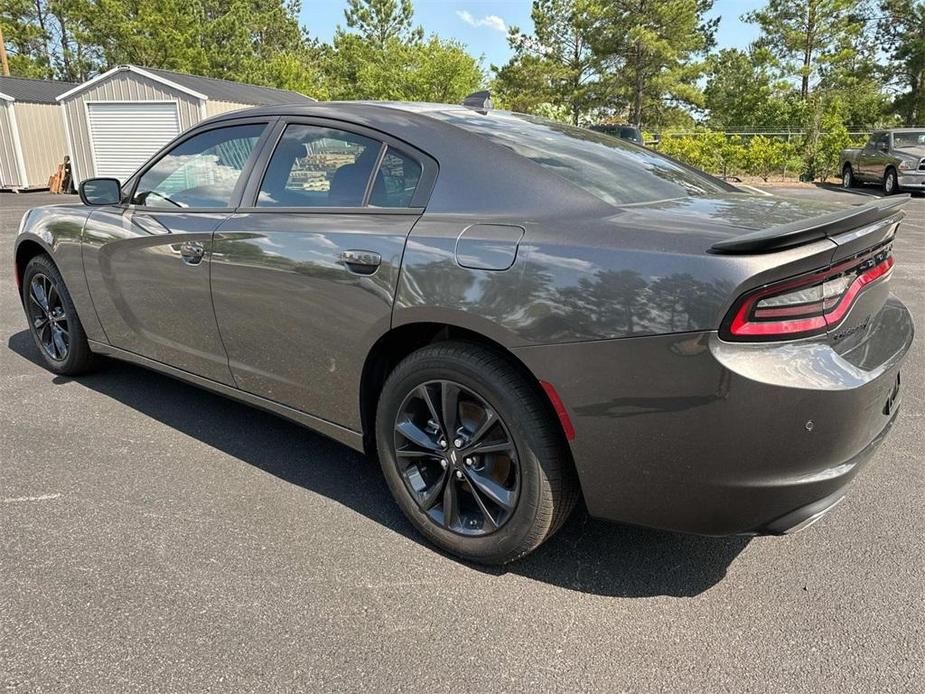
[722,244,894,341]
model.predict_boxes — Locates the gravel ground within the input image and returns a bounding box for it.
[1,186,922,693]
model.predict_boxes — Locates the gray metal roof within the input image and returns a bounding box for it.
[0,76,77,103]
[142,67,314,105]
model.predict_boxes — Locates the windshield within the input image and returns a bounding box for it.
[893,131,925,148]
[432,110,731,205]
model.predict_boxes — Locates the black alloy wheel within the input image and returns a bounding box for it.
[22,254,93,376]
[376,341,579,565]
[393,379,520,536]
[26,272,70,362]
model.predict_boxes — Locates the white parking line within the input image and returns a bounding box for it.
[2,493,61,503]
[736,184,774,196]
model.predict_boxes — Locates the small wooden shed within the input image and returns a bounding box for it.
[56,65,314,184]
[0,76,75,191]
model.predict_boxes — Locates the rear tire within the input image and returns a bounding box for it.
[842,164,854,188]
[375,341,579,564]
[21,254,94,376]
[883,168,898,195]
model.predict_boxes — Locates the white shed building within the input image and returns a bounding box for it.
[0,76,75,190]
[56,65,314,184]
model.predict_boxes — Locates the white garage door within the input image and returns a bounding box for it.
[87,102,180,182]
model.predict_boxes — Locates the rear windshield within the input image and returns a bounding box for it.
[432,111,730,205]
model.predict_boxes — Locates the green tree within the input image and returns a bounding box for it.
[704,46,806,129]
[47,0,96,81]
[326,0,481,102]
[199,0,325,95]
[492,54,554,114]
[878,0,925,125]
[75,0,323,94]
[1,0,54,77]
[343,0,422,47]
[83,0,208,73]
[494,0,603,125]
[591,0,718,127]
[404,36,484,103]
[744,0,873,101]
[1,0,95,79]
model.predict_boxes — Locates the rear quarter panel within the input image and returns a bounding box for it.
[395,206,841,347]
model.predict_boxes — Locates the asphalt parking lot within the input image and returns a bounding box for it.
[1,186,922,692]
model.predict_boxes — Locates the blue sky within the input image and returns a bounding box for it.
[300,0,766,69]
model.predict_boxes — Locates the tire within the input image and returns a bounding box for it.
[883,168,898,195]
[375,341,579,564]
[842,164,854,188]
[21,254,94,376]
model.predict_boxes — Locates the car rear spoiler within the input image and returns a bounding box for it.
[710,194,910,254]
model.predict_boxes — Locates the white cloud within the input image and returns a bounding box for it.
[456,10,507,33]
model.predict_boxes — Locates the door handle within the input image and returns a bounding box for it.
[341,249,381,275]
[180,241,205,265]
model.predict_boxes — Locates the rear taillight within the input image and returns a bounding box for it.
[722,244,894,341]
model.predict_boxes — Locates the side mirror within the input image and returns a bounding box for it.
[79,178,122,206]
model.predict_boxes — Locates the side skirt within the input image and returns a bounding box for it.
[87,340,366,453]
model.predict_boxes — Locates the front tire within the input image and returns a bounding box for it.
[21,254,94,376]
[883,168,899,195]
[375,341,578,564]
[842,164,854,188]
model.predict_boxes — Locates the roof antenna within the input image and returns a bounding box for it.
[462,90,492,114]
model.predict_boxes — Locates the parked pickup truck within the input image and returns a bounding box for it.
[841,128,925,194]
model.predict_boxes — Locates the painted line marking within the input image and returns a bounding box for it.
[737,184,774,196]
[2,493,62,504]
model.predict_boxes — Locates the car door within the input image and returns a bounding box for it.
[82,119,273,384]
[210,118,436,429]
[861,133,890,180]
[871,133,892,181]
[857,134,879,181]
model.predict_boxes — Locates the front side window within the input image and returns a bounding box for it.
[133,123,265,208]
[258,125,382,207]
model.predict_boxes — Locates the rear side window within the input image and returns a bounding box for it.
[133,123,265,208]
[432,111,730,205]
[369,148,422,208]
[258,125,381,207]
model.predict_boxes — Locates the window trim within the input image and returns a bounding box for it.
[238,115,437,214]
[122,116,278,212]
[361,143,389,206]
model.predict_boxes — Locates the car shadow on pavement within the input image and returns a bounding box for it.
[8,330,749,598]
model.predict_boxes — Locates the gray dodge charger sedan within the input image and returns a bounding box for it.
[14,99,914,564]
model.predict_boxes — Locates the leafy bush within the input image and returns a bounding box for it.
[813,112,853,182]
[653,127,859,182]
[744,136,788,181]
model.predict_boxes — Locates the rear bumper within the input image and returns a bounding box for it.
[513,296,914,536]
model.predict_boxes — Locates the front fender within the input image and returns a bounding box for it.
[14,205,106,343]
